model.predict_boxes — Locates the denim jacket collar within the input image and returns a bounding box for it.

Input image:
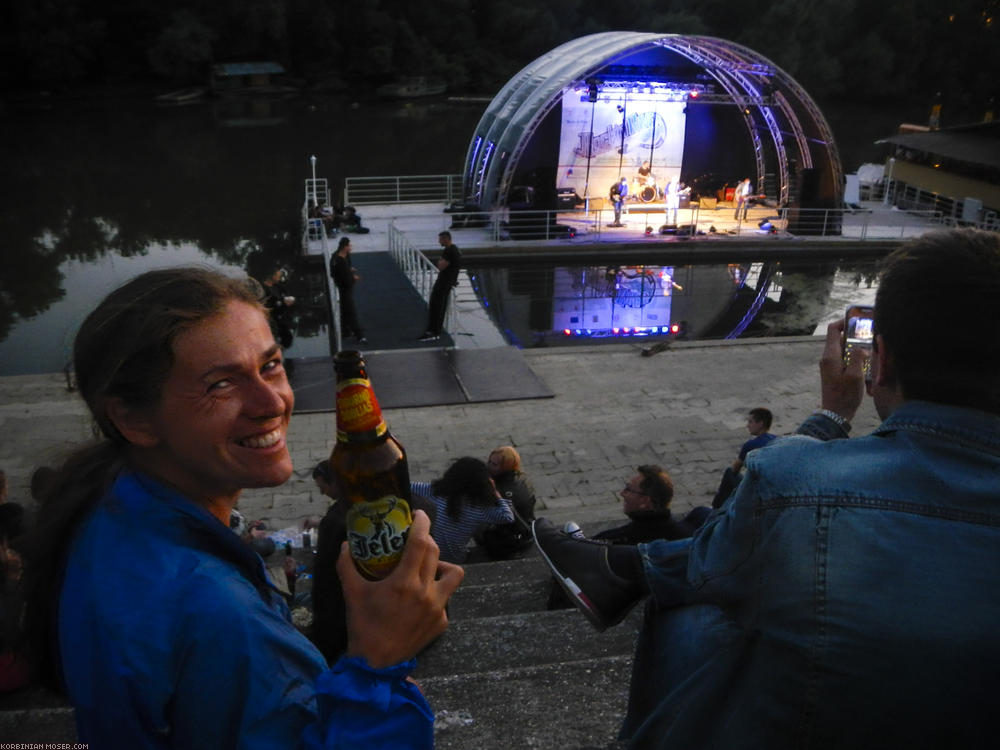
[873,400,1000,453]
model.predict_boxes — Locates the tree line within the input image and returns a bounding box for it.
[2,0,996,116]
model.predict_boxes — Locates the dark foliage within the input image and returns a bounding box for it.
[1,0,996,112]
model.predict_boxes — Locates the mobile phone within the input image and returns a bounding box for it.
[843,304,875,377]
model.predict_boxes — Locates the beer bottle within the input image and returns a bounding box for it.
[330,350,413,580]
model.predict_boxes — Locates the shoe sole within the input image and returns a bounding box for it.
[533,521,611,632]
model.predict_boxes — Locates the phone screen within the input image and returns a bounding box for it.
[845,306,875,349]
[844,305,875,379]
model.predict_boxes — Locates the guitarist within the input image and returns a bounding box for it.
[734,177,753,221]
[609,177,628,226]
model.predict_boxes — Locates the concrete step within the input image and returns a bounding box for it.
[449,577,553,619]
[0,704,76,743]
[423,655,631,750]
[460,553,546,587]
[414,608,641,678]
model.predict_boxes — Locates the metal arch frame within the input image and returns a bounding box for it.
[494,94,567,207]
[464,33,646,206]
[657,37,774,202]
[677,36,843,204]
[711,37,843,195]
[463,32,842,211]
[480,33,663,209]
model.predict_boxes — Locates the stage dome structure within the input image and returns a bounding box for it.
[462,32,842,220]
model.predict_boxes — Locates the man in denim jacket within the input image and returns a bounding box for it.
[535,228,1000,748]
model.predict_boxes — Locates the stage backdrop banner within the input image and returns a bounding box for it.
[558,90,687,202]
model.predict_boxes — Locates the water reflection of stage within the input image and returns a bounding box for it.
[466,254,877,349]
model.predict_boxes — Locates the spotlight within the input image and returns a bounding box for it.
[616,105,625,113]
[587,80,598,103]
[689,90,700,99]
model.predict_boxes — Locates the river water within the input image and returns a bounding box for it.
[0,93,910,375]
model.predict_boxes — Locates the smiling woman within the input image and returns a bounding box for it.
[109,298,296,519]
[22,266,463,748]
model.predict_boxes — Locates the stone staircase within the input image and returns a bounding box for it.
[419,549,638,749]
[0,519,636,748]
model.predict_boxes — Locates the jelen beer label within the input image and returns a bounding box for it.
[346,495,413,579]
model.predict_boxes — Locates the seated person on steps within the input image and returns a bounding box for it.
[413,457,513,565]
[711,407,777,508]
[547,465,710,609]
[473,446,537,560]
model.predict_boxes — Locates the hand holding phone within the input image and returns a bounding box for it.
[819,319,866,424]
[843,304,875,379]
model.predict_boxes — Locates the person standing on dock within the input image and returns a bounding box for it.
[418,231,461,342]
[330,237,366,345]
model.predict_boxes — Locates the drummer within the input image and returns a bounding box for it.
[637,161,654,186]
[635,161,660,202]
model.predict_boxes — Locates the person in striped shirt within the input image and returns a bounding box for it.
[412,457,514,564]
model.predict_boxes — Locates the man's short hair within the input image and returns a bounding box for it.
[875,229,1000,414]
[749,407,773,430]
[438,230,451,241]
[637,464,674,511]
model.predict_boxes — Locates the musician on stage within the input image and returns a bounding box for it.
[609,177,628,226]
[636,161,658,202]
[637,161,654,185]
[734,178,753,221]
[665,178,680,225]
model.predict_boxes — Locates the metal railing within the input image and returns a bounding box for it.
[344,174,463,206]
[862,180,997,230]
[388,224,457,334]
[301,198,342,353]
[432,204,949,242]
[341,173,998,232]
[305,178,330,208]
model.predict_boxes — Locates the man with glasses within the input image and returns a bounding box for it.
[595,465,710,545]
[547,465,709,609]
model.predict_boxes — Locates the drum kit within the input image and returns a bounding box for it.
[635,175,658,202]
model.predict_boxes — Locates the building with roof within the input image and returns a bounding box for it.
[461,32,842,222]
[877,121,1000,225]
[210,61,287,92]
